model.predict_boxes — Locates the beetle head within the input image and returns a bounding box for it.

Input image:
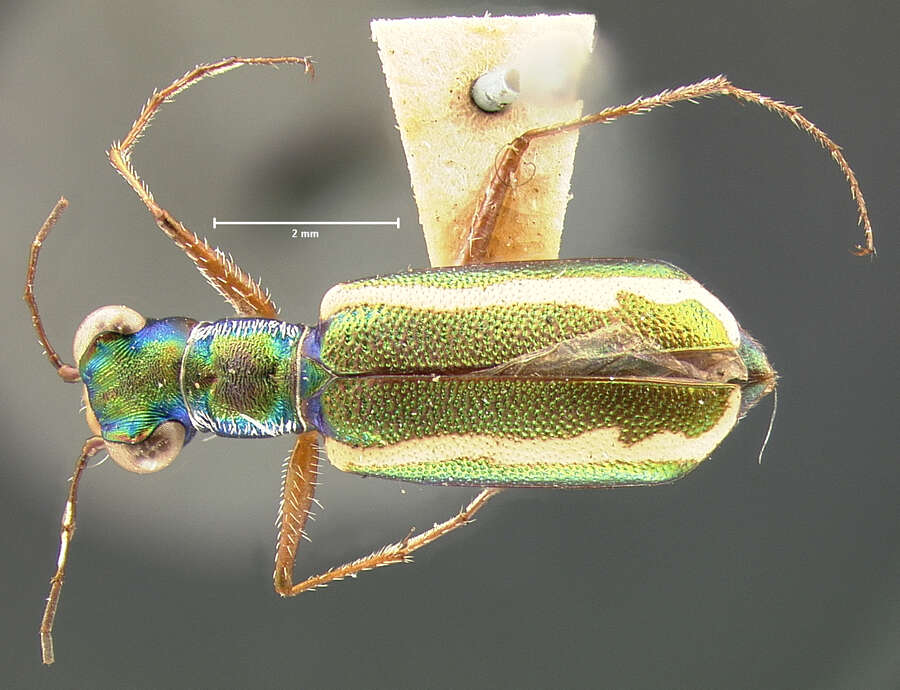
[74,305,196,473]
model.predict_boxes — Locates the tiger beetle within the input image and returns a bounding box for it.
[24,56,874,665]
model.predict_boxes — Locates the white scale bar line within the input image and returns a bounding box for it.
[213,217,400,228]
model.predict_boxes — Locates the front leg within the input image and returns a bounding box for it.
[274,426,500,596]
[107,57,315,317]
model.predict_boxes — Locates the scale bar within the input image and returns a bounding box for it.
[213,217,400,229]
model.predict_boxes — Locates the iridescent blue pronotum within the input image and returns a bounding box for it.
[24,57,874,665]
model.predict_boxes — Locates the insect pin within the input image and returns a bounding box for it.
[25,55,873,665]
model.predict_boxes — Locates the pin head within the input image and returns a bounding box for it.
[471,67,520,112]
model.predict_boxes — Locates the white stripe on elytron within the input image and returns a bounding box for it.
[325,386,740,472]
[320,276,741,348]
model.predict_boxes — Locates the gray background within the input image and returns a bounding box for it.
[2,2,897,688]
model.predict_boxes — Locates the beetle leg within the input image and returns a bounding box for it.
[39,436,105,665]
[274,431,320,595]
[107,57,315,317]
[274,434,500,596]
[460,75,874,263]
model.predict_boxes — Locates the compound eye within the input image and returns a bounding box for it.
[73,305,146,365]
[104,421,186,474]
